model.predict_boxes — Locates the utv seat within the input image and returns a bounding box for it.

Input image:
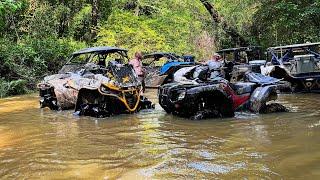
[231,82,256,95]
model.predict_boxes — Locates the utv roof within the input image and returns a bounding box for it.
[217,46,261,53]
[143,52,180,59]
[72,46,128,56]
[268,42,320,52]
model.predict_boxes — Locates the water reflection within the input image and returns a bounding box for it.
[0,92,320,179]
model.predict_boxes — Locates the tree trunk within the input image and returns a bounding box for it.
[199,0,249,47]
[134,0,140,16]
[91,0,99,41]
[92,0,98,27]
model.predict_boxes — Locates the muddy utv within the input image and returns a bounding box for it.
[142,52,195,88]
[261,42,320,93]
[158,65,287,120]
[38,46,153,117]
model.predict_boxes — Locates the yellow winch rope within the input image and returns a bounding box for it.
[98,84,141,112]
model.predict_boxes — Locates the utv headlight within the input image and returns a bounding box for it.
[178,91,186,101]
[37,83,50,89]
[100,85,108,93]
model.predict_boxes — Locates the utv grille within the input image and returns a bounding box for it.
[159,87,168,96]
[124,93,138,108]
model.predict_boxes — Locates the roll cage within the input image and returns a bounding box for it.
[217,46,263,64]
[267,43,320,65]
[67,46,129,65]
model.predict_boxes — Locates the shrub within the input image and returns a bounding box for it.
[0,37,86,97]
[0,79,28,98]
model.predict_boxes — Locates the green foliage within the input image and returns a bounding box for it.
[97,11,169,56]
[70,4,93,41]
[212,0,260,47]
[97,0,215,59]
[0,37,85,94]
[98,0,113,20]
[0,0,26,35]
[53,4,71,37]
[0,0,25,16]
[213,0,259,33]
[25,3,57,38]
[251,0,320,47]
[0,79,28,98]
[0,0,22,14]
[0,0,90,97]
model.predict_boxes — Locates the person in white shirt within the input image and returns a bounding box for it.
[207,53,224,79]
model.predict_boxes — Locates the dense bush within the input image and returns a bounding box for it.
[0,37,85,97]
[251,0,320,48]
[97,1,215,59]
[0,79,28,98]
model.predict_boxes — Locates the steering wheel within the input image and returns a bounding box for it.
[222,61,234,81]
[224,61,234,71]
[83,63,107,75]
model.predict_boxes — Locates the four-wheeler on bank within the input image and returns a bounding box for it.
[38,46,153,117]
[158,65,287,120]
[261,42,320,93]
[142,52,195,88]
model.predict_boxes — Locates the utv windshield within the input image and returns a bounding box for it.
[59,48,128,74]
[142,53,181,67]
[68,50,128,65]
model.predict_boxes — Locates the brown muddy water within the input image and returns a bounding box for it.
[0,90,320,179]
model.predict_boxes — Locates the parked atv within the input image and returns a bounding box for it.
[142,52,195,88]
[261,42,320,93]
[38,46,153,117]
[158,65,287,120]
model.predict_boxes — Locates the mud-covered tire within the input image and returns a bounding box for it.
[211,95,235,118]
[139,96,155,110]
[162,106,172,114]
[219,101,235,118]
[158,95,173,114]
[190,109,221,120]
[160,103,177,114]
[75,89,111,118]
[40,96,59,110]
[190,93,235,120]
[260,103,288,114]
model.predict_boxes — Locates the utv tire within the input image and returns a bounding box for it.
[260,103,288,114]
[191,109,221,120]
[191,93,235,120]
[40,97,59,110]
[162,106,172,114]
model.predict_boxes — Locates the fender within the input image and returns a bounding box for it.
[160,62,194,75]
[249,85,277,112]
[220,82,250,110]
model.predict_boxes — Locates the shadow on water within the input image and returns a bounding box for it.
[0,91,320,179]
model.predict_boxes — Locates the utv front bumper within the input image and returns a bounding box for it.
[158,85,198,116]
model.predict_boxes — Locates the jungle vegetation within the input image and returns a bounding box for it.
[0,0,320,97]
